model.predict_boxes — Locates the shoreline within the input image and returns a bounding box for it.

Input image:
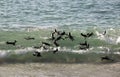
[0,62,120,77]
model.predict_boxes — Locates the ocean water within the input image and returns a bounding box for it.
[0,0,120,63]
[0,0,120,30]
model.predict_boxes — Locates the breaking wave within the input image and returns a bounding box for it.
[0,27,120,63]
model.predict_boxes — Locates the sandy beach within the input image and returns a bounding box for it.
[0,62,120,77]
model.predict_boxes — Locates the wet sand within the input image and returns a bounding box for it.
[0,62,120,77]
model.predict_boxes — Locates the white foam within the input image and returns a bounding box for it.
[0,45,120,58]
[72,50,89,54]
[97,46,110,52]
[0,50,10,58]
[0,51,7,57]
[108,28,115,32]
[39,36,49,40]
[96,30,120,45]
[95,31,106,40]
[1,24,59,31]
[14,48,33,54]
[114,52,120,55]
[116,36,120,44]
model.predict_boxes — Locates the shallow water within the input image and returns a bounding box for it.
[0,28,120,63]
